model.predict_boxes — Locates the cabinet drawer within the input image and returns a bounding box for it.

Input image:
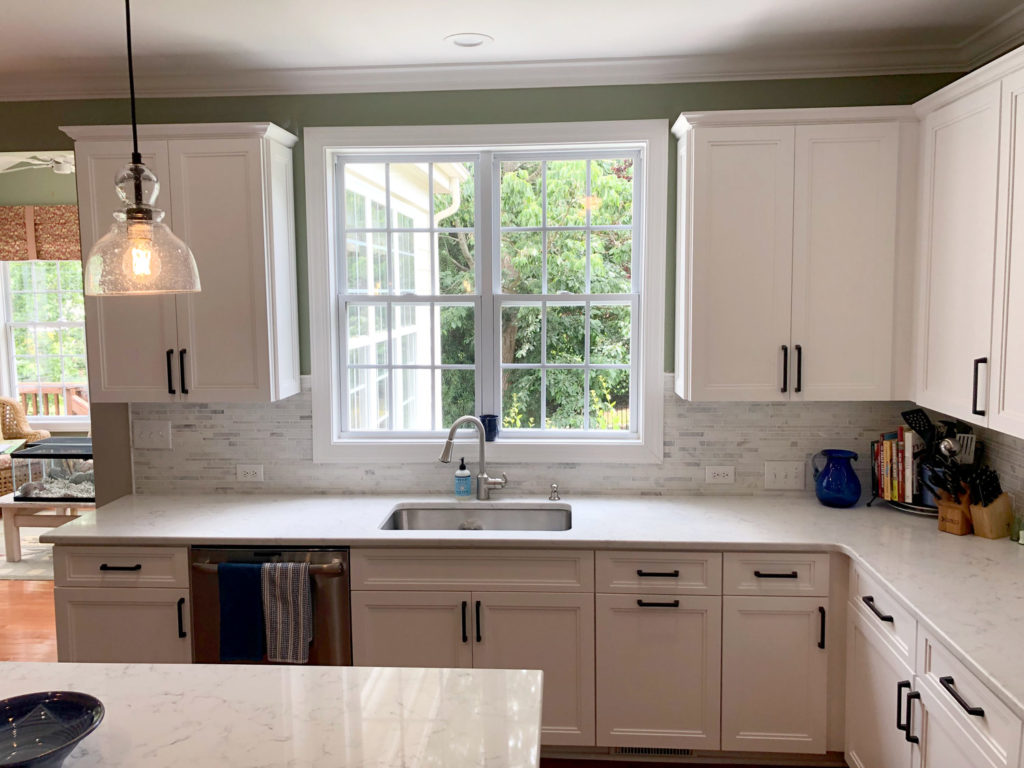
[54,546,190,588]
[596,551,722,594]
[723,552,829,596]
[351,548,594,592]
[848,562,916,665]
[917,629,1022,768]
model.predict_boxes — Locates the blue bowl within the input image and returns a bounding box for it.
[0,692,104,768]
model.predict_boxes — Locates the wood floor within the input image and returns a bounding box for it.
[0,580,57,662]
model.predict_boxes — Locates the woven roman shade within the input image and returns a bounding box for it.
[0,204,81,261]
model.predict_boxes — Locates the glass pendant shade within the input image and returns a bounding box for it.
[84,163,201,296]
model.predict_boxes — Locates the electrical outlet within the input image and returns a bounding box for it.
[765,460,806,490]
[705,465,735,484]
[132,420,172,450]
[236,464,264,482]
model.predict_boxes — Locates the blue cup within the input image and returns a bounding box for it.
[479,414,499,442]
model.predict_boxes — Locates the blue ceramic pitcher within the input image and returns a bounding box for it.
[812,449,861,508]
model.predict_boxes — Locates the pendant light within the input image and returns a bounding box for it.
[83,0,200,296]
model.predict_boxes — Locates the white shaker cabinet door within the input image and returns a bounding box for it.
[474,592,595,747]
[688,126,795,401]
[916,83,1001,425]
[791,122,900,400]
[596,594,721,750]
[912,683,1001,768]
[75,140,180,402]
[721,595,828,754]
[350,591,473,669]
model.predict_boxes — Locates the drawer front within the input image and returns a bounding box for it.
[351,548,594,592]
[54,546,190,588]
[917,629,1022,768]
[848,562,916,665]
[596,551,722,594]
[722,552,829,596]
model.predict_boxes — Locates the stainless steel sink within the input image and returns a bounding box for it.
[381,502,572,531]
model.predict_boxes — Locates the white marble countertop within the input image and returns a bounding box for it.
[0,662,543,768]
[41,492,1024,722]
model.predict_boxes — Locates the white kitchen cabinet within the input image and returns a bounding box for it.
[65,123,300,404]
[845,601,915,768]
[54,586,191,663]
[674,110,909,402]
[914,84,1002,425]
[350,591,473,669]
[721,595,829,753]
[911,680,1002,768]
[596,594,721,749]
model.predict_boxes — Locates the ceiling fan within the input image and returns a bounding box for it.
[0,152,76,175]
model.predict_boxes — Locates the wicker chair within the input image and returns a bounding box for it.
[0,397,51,496]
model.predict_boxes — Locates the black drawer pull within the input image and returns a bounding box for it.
[905,691,921,744]
[475,600,482,643]
[939,676,985,717]
[636,569,680,578]
[794,344,803,393]
[636,599,680,608]
[754,570,799,579]
[897,680,912,733]
[179,349,189,395]
[100,563,142,571]
[166,349,176,395]
[781,344,789,393]
[176,597,187,638]
[818,606,826,649]
[862,595,895,623]
[461,600,468,644]
[972,357,987,416]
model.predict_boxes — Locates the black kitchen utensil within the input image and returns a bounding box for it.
[901,408,936,448]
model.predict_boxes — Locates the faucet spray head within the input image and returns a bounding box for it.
[439,440,455,463]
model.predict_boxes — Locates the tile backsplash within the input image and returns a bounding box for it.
[131,376,912,496]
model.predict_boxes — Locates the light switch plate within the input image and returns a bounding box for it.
[765,461,806,490]
[705,465,735,484]
[132,420,172,450]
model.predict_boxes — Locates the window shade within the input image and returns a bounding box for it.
[0,205,81,261]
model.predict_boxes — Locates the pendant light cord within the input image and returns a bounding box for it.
[125,0,141,165]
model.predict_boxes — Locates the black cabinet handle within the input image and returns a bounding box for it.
[166,349,176,395]
[862,595,895,623]
[176,597,187,638]
[897,680,912,733]
[972,357,987,416]
[179,349,189,395]
[754,570,799,579]
[939,676,985,717]
[461,600,468,643]
[637,599,681,608]
[781,345,789,393]
[100,563,142,571]
[475,600,482,643]
[905,691,921,744]
[636,569,680,578]
[818,606,826,649]
[795,344,803,393]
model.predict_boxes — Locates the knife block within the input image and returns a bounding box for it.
[937,492,972,536]
[971,493,1014,539]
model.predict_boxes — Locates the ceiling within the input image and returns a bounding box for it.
[4,0,1024,100]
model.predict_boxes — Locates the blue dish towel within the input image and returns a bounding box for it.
[218,563,266,662]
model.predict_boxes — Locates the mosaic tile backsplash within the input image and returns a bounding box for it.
[131,377,919,497]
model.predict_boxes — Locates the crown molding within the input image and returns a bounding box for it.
[914,42,1024,116]
[59,122,297,146]
[961,2,1024,69]
[673,104,917,136]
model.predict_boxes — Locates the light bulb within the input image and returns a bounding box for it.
[124,220,161,279]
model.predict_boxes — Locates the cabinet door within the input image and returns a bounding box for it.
[990,71,1024,439]
[917,84,1001,425]
[721,595,828,753]
[688,126,794,401]
[350,591,472,669]
[596,594,721,749]
[845,604,914,768]
[75,140,180,402]
[54,587,191,663]
[168,138,273,402]
[913,682,1001,768]
[792,122,899,400]
[474,592,595,746]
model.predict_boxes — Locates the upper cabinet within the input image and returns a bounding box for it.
[674,109,913,402]
[64,123,300,404]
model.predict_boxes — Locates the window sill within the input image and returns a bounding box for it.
[28,416,91,434]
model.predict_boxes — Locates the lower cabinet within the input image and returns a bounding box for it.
[912,681,1002,768]
[54,586,192,663]
[350,591,473,668]
[595,594,721,749]
[721,595,829,753]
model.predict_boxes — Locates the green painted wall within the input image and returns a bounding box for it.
[0,166,77,205]
[0,73,961,374]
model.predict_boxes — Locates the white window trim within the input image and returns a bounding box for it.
[305,120,667,464]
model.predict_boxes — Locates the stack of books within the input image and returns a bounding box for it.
[871,427,923,505]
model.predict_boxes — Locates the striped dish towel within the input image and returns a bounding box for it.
[261,562,313,664]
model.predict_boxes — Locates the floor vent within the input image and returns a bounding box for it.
[611,747,695,757]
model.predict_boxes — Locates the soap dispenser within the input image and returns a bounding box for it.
[454,457,472,499]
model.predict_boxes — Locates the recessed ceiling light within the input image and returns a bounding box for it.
[444,32,493,48]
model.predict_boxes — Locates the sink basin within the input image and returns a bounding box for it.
[381,502,572,531]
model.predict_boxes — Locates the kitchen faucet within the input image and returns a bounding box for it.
[439,415,508,500]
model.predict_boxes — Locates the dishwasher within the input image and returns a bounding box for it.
[190,547,352,665]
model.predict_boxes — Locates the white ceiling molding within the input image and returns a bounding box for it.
[961,2,1024,68]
